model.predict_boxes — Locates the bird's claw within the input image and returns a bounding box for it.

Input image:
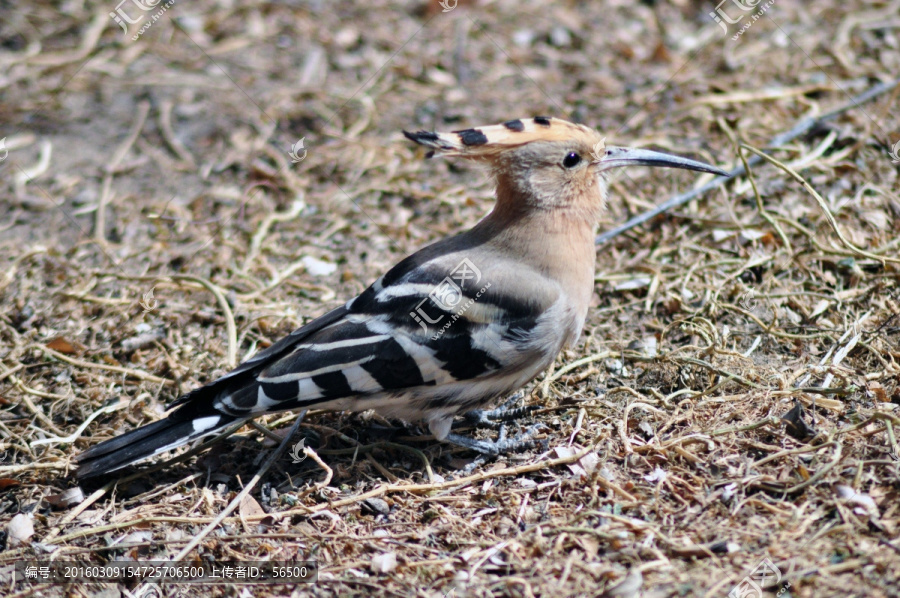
[447,423,549,474]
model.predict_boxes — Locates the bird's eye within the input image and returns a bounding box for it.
[562,151,581,168]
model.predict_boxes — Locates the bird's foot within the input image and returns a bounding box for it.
[446,423,548,474]
[445,394,546,473]
[459,392,538,429]
[446,422,546,457]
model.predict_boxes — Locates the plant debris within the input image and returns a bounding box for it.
[1,0,899,596]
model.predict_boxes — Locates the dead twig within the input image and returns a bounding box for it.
[595,77,900,244]
[167,413,305,561]
[739,144,900,264]
[96,100,150,244]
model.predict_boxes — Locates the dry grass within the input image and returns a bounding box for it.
[2,0,900,596]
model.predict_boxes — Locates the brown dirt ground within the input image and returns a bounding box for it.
[2,0,900,596]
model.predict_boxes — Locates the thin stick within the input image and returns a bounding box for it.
[16,384,67,437]
[40,443,599,546]
[241,197,306,274]
[96,100,149,243]
[739,144,900,264]
[0,462,69,475]
[595,77,900,245]
[41,484,114,544]
[263,442,598,523]
[30,400,126,448]
[32,344,173,385]
[171,274,238,368]
[96,272,238,368]
[173,413,305,560]
[302,445,334,489]
[158,99,196,166]
[718,118,792,253]
[0,363,25,382]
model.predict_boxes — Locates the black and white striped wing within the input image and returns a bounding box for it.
[207,254,549,420]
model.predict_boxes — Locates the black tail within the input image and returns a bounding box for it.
[75,404,241,479]
[75,307,352,479]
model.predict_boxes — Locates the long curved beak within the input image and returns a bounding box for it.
[599,146,728,177]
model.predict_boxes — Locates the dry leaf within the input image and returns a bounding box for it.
[302,255,337,276]
[781,399,815,441]
[370,552,398,573]
[600,570,643,598]
[46,336,86,355]
[46,487,85,509]
[8,513,34,545]
[239,494,272,529]
[644,466,667,483]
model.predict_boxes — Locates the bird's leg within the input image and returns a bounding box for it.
[445,423,546,457]
[445,392,546,466]
[460,392,538,429]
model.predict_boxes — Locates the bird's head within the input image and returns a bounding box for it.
[404,117,727,223]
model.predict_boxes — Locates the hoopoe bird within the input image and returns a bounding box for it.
[76,117,726,478]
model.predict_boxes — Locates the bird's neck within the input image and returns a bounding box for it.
[473,196,598,315]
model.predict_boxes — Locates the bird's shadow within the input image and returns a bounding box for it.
[73,413,478,495]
